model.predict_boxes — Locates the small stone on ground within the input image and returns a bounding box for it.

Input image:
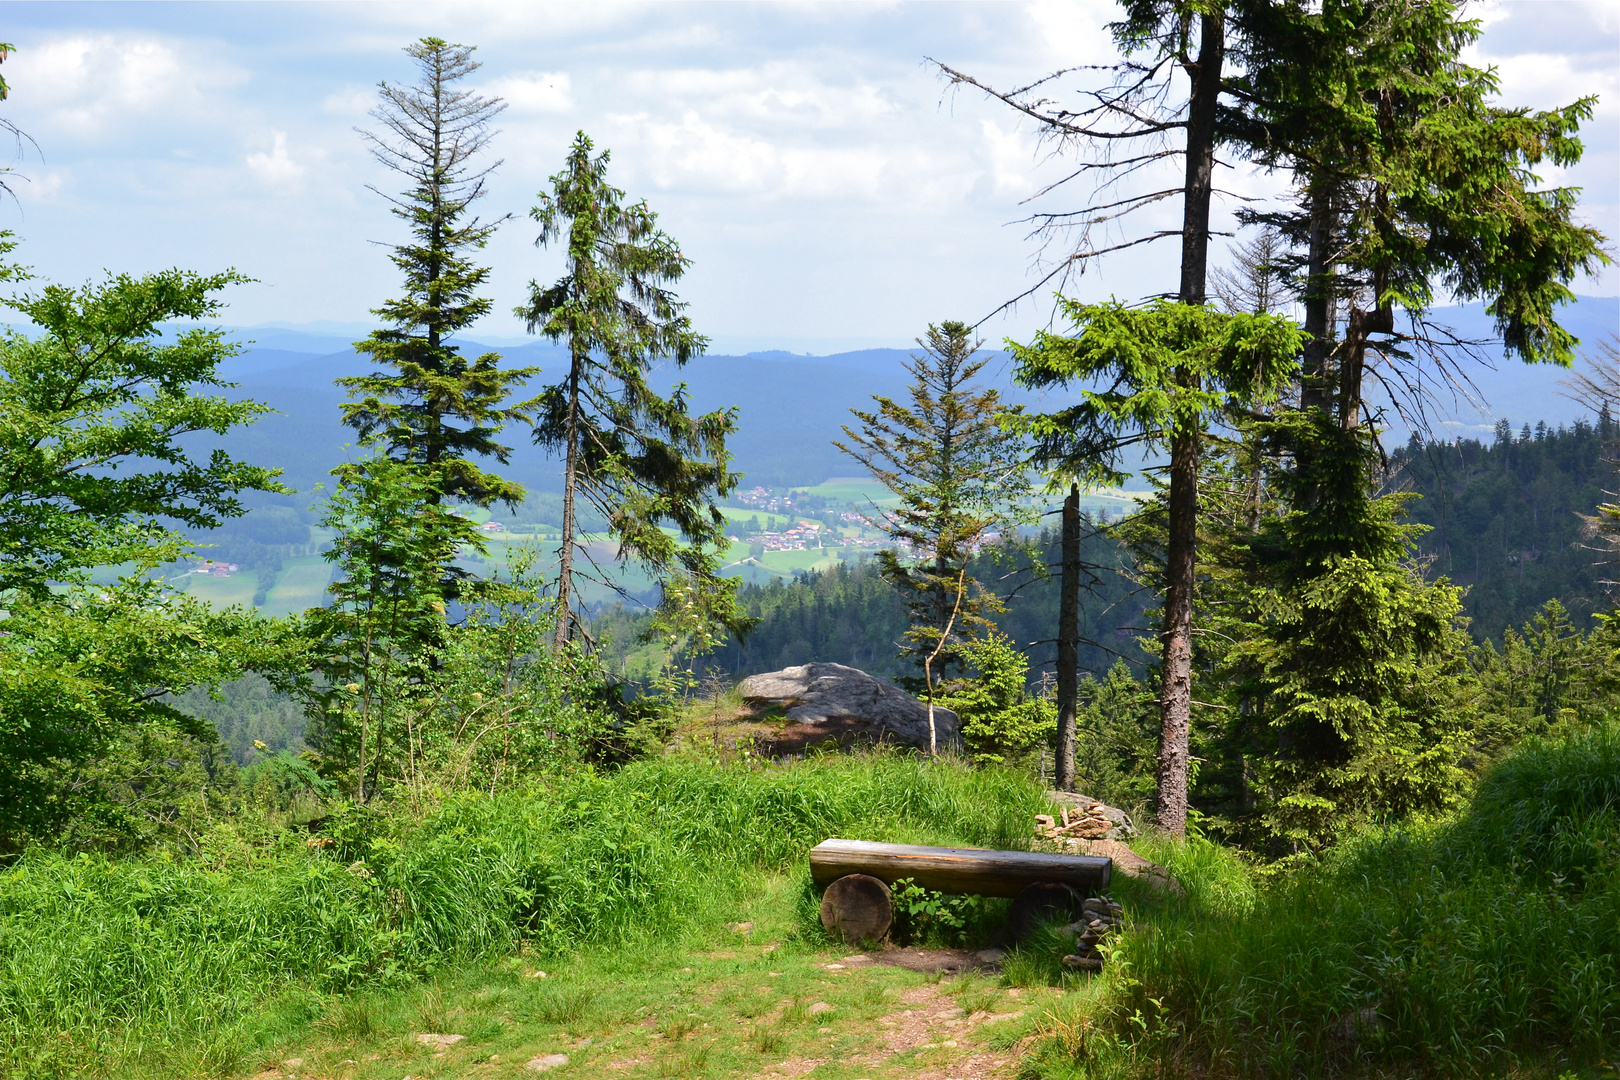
[415,1033,464,1048]
[526,1053,570,1071]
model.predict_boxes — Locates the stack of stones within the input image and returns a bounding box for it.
[1059,897,1124,971]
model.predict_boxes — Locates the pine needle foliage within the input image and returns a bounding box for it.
[340,37,536,513]
[835,321,1032,685]
[519,131,743,652]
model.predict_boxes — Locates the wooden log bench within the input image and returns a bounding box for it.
[809,838,1113,944]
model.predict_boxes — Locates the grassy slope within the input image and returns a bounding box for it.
[260,555,331,618]
[3,730,1613,1079]
[0,754,1045,1078]
[1022,723,1620,1079]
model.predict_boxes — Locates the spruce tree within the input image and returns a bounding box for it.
[835,322,1033,698]
[1229,0,1610,426]
[341,38,535,528]
[519,131,743,652]
[307,38,534,797]
[940,3,1241,833]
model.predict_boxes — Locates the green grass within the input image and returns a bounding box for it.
[7,728,1613,1079]
[798,476,897,503]
[0,753,1046,1078]
[754,549,842,575]
[179,569,259,608]
[1021,722,1620,1079]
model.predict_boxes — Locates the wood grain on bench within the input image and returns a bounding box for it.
[809,838,1111,897]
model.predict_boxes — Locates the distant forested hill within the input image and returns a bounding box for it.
[183,295,1615,503]
[1395,414,1619,643]
[594,526,1151,688]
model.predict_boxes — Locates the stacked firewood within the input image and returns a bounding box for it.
[1059,897,1123,971]
[1034,802,1114,840]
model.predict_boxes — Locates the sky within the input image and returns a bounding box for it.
[1,0,1616,354]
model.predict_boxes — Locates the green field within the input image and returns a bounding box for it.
[261,556,332,617]
[178,570,258,609]
[165,477,1149,619]
[799,475,899,508]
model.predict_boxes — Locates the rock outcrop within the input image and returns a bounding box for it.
[738,663,961,752]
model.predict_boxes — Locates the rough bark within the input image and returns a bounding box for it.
[1156,9,1224,837]
[1055,484,1081,791]
[1156,423,1200,836]
[1177,11,1224,307]
[1300,183,1336,414]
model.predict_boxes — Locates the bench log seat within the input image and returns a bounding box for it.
[810,837,1111,899]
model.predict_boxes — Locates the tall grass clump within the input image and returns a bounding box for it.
[1051,722,1619,1078]
[0,751,1043,1076]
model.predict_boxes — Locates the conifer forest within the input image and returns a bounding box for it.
[0,5,1616,1079]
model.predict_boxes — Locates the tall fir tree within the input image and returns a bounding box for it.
[340,38,536,535]
[835,322,1032,694]
[307,38,533,794]
[941,3,1243,833]
[519,131,744,653]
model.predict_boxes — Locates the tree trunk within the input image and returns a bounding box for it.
[1156,423,1199,836]
[1055,484,1080,791]
[554,352,582,650]
[1177,10,1224,308]
[1300,182,1336,414]
[1156,9,1223,837]
[819,874,893,945]
[1339,299,1393,430]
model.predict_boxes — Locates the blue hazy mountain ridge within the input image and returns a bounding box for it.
[1368,295,1619,439]
[206,342,916,494]
[200,294,1616,501]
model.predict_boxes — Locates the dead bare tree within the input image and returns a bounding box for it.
[932,3,1232,835]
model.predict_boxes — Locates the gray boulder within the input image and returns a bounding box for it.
[738,663,961,752]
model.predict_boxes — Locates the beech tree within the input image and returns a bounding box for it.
[0,265,285,846]
[0,266,281,597]
[519,131,744,652]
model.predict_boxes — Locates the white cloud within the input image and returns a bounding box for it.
[485,71,572,113]
[980,119,1035,198]
[321,85,376,118]
[604,106,970,209]
[6,34,248,141]
[246,131,307,193]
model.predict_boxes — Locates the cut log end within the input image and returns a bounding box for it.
[819,873,893,945]
[1008,881,1084,942]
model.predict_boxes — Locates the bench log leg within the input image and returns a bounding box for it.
[819,873,893,945]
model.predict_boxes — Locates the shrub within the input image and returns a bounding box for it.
[944,631,1055,767]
